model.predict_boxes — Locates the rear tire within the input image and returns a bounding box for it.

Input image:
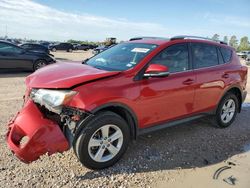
[213,93,239,128]
[68,48,73,52]
[73,111,130,169]
[51,47,56,52]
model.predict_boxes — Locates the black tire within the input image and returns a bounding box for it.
[74,111,130,169]
[68,48,73,52]
[213,93,239,128]
[51,47,56,52]
[33,59,47,71]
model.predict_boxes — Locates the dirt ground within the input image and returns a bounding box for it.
[0,51,249,188]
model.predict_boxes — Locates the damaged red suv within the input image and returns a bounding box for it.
[6,36,248,169]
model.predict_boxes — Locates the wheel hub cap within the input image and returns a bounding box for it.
[221,99,236,123]
[88,124,123,162]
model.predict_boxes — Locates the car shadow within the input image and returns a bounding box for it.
[76,103,250,181]
[0,70,31,78]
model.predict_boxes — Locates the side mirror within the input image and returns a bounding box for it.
[144,64,170,78]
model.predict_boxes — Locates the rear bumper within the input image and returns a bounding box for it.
[6,100,69,163]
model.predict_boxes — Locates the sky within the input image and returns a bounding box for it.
[0,0,249,42]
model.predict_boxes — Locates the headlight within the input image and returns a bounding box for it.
[30,89,77,113]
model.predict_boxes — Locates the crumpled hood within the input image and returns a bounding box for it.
[26,62,120,88]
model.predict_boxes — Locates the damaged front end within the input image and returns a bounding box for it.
[6,88,91,163]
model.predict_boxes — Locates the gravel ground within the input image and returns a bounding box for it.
[0,54,249,188]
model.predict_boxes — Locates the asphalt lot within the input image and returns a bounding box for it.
[0,53,249,188]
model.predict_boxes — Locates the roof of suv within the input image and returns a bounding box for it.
[128,36,234,50]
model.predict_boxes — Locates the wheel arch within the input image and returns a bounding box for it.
[218,85,243,113]
[91,102,138,140]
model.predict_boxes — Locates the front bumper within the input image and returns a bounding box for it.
[6,100,69,163]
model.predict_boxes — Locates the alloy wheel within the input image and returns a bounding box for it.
[220,99,236,123]
[88,124,123,163]
[35,60,47,70]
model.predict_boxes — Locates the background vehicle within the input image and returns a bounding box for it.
[246,54,250,65]
[93,38,117,54]
[75,44,91,51]
[49,43,74,52]
[0,41,56,71]
[39,42,51,48]
[20,43,50,54]
[93,44,116,55]
[237,51,250,59]
[6,36,248,169]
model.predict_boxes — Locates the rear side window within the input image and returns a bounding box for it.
[192,43,218,69]
[220,47,232,63]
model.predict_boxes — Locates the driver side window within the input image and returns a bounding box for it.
[150,43,189,73]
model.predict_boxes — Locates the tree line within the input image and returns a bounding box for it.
[212,34,250,51]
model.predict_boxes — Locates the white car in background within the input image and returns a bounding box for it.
[237,51,250,59]
[246,54,250,65]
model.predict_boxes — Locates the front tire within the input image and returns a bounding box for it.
[214,93,239,128]
[74,111,130,169]
[33,59,47,71]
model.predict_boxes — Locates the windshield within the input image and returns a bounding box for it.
[86,43,158,71]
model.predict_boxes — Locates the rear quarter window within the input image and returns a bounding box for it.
[220,47,232,63]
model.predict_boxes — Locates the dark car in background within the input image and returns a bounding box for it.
[20,43,50,54]
[92,44,116,55]
[75,44,90,51]
[74,44,98,51]
[40,42,51,48]
[49,43,74,52]
[0,41,56,71]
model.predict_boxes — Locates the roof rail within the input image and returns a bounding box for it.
[170,35,227,45]
[129,36,169,41]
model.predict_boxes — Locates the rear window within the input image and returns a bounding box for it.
[220,47,232,63]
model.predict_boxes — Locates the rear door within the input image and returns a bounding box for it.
[191,42,227,113]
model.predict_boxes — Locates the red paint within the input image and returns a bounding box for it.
[6,38,248,163]
[26,62,120,88]
[145,64,169,73]
[6,100,69,162]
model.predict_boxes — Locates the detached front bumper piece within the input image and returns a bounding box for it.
[6,100,69,163]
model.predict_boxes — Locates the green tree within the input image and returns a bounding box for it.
[223,36,228,44]
[212,34,220,41]
[229,35,238,49]
[238,36,250,51]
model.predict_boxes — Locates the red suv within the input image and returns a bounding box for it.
[6,36,248,169]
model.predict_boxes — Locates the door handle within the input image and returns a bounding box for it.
[222,73,229,79]
[183,78,194,85]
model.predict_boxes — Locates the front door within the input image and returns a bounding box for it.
[138,43,196,128]
[0,42,30,69]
